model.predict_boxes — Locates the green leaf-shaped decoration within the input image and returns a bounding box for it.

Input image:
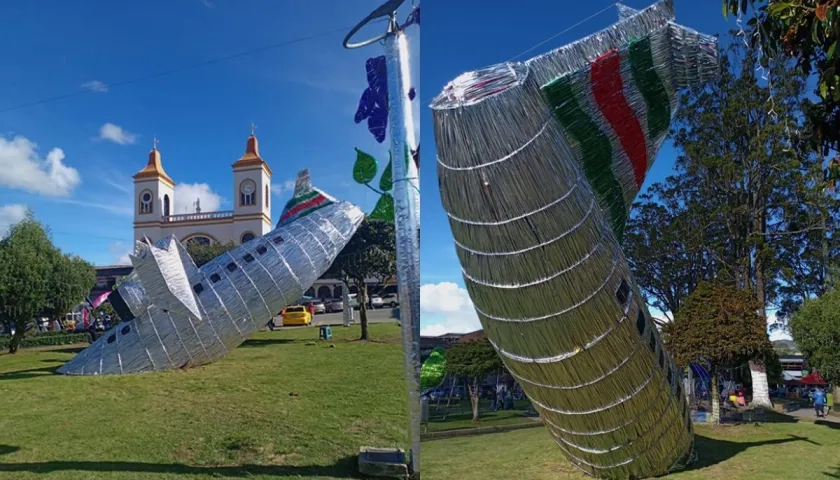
[353,148,378,185]
[379,151,393,192]
[369,193,394,222]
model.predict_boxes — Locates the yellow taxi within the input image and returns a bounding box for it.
[282,305,312,326]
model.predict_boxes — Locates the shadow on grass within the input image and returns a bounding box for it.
[0,445,20,456]
[0,454,365,478]
[48,346,88,355]
[239,339,296,348]
[823,465,840,478]
[815,420,840,430]
[0,365,59,380]
[689,434,816,471]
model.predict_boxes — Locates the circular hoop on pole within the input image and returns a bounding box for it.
[343,0,405,49]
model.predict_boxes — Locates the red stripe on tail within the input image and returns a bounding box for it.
[590,49,648,188]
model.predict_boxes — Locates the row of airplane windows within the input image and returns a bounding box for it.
[616,277,689,431]
[192,235,285,296]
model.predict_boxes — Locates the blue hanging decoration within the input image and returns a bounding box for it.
[354,56,389,143]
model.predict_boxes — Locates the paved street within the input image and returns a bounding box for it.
[273,307,399,328]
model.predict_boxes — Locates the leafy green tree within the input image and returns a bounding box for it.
[664,35,817,407]
[325,220,396,340]
[724,1,840,158]
[790,288,840,387]
[445,338,504,422]
[185,240,236,268]
[664,282,775,424]
[0,214,95,353]
[625,175,716,319]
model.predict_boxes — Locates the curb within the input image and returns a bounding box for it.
[420,419,544,441]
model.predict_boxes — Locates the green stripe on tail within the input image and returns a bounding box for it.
[628,37,672,140]
[542,77,627,243]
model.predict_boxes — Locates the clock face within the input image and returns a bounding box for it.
[240,180,255,195]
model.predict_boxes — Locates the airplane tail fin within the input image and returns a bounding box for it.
[277,169,337,227]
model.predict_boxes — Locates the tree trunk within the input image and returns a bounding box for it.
[710,374,721,425]
[9,325,24,354]
[358,281,369,341]
[469,379,480,422]
[750,208,773,409]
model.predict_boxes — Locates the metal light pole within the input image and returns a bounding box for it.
[344,1,421,477]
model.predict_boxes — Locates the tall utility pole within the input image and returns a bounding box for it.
[344,1,421,477]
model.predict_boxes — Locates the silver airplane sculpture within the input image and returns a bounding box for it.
[58,169,364,375]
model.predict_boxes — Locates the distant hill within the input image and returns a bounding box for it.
[773,339,800,355]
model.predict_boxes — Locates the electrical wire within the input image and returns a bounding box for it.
[422,0,618,106]
[0,19,387,115]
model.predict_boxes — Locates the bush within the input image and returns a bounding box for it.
[0,333,90,350]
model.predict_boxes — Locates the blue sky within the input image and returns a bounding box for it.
[0,0,419,266]
[419,0,752,336]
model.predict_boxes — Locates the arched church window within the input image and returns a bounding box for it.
[265,185,269,208]
[139,190,153,214]
[163,194,170,216]
[185,236,212,246]
[241,232,256,244]
[240,180,256,206]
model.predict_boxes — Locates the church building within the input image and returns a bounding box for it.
[133,131,271,246]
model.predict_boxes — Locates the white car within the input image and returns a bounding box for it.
[369,296,384,309]
[381,293,399,308]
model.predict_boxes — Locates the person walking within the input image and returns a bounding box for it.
[813,387,827,418]
[827,388,834,416]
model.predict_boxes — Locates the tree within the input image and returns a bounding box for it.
[665,35,817,407]
[789,288,840,387]
[624,35,816,406]
[725,1,840,157]
[625,176,716,320]
[184,240,236,268]
[325,219,396,340]
[444,338,504,422]
[0,214,95,353]
[664,282,775,424]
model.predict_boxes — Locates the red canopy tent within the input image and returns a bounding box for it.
[799,371,828,385]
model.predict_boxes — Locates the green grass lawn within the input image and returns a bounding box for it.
[424,399,536,432]
[0,323,408,480]
[422,412,840,480]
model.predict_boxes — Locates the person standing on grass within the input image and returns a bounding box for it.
[826,388,834,416]
[813,387,826,418]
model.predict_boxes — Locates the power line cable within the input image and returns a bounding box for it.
[0,19,386,115]
[422,0,618,106]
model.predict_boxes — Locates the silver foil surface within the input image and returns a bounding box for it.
[430,1,718,478]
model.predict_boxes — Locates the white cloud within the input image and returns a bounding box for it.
[0,204,27,237]
[271,179,296,197]
[99,123,137,145]
[0,135,81,197]
[173,183,223,214]
[81,80,108,93]
[420,282,481,336]
[108,242,133,266]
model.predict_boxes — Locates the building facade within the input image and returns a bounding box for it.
[133,133,272,246]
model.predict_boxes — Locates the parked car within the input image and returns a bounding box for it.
[381,293,399,308]
[347,294,360,310]
[282,305,312,326]
[369,296,384,309]
[325,298,343,313]
[311,300,326,314]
